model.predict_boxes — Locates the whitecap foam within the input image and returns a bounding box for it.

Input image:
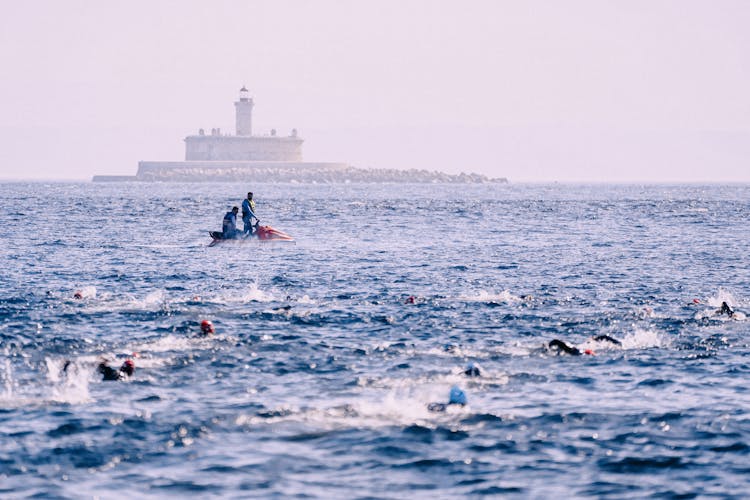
[357,366,507,393]
[572,328,666,353]
[45,357,92,404]
[0,357,96,407]
[619,328,666,349]
[141,289,168,307]
[74,289,171,314]
[235,384,472,430]
[206,283,278,304]
[705,288,740,309]
[2,356,14,400]
[297,294,316,304]
[457,289,522,303]
[130,333,216,356]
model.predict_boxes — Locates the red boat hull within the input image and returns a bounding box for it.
[256,225,294,241]
[209,225,294,246]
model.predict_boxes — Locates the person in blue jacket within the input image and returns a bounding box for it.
[222,206,239,239]
[241,192,258,234]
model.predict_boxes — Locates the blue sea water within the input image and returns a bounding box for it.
[1,181,749,498]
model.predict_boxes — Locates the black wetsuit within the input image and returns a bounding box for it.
[97,362,134,381]
[98,363,122,381]
[548,339,581,356]
[549,335,623,355]
[464,365,481,377]
[592,335,622,346]
[720,302,734,316]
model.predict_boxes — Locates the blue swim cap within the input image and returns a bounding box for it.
[449,385,467,405]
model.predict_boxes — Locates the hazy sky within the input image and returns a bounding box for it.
[1,0,748,182]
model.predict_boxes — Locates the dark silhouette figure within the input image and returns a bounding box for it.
[464,362,481,377]
[548,339,582,355]
[720,301,734,317]
[97,359,135,381]
[591,334,622,346]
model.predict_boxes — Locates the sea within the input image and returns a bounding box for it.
[1,181,748,499]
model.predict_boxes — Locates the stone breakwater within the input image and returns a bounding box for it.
[93,161,507,183]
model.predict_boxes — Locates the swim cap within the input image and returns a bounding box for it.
[121,359,135,376]
[449,386,467,405]
[200,320,215,334]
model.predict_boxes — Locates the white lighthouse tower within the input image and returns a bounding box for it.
[234,86,254,136]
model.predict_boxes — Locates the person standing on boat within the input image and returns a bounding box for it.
[223,206,239,239]
[242,192,258,234]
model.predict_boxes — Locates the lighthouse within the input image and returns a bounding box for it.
[234,86,254,136]
[93,85,353,181]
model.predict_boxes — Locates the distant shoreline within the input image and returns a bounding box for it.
[92,164,507,184]
[6,179,750,185]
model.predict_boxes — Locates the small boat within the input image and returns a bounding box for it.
[209,225,294,246]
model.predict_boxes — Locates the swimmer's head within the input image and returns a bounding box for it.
[121,359,135,376]
[464,362,481,377]
[73,291,83,300]
[200,319,215,335]
[449,385,467,406]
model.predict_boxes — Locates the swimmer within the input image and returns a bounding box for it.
[719,301,734,317]
[464,362,481,377]
[548,339,596,356]
[72,287,96,300]
[97,359,135,381]
[715,301,745,320]
[548,334,622,356]
[428,386,467,412]
[404,295,417,304]
[199,319,215,336]
[548,339,584,356]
